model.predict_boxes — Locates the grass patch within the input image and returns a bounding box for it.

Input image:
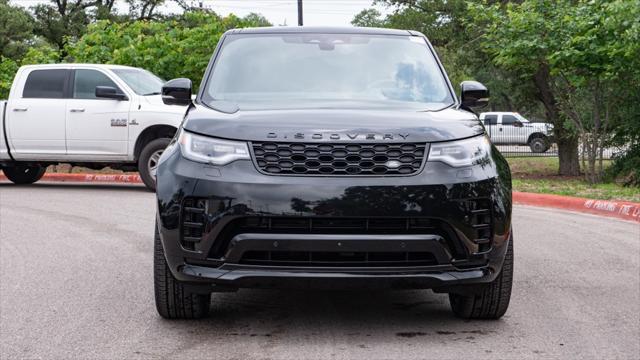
[512,178,640,202]
[507,157,560,177]
[507,157,639,202]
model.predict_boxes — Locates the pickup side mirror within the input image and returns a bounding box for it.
[460,81,489,109]
[95,86,127,100]
[162,78,192,106]
[513,120,524,128]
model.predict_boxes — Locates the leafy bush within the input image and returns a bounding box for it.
[0,57,19,99]
[606,144,640,187]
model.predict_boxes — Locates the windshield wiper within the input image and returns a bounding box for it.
[142,91,161,96]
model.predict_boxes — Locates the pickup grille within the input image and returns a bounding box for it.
[251,142,427,176]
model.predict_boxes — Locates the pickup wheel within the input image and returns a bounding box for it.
[2,164,46,185]
[154,221,211,319]
[138,138,171,191]
[448,234,513,320]
[528,136,550,153]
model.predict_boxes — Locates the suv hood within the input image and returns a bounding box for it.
[183,105,483,143]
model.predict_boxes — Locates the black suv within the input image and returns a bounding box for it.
[155,27,513,320]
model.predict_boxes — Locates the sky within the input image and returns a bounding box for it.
[11,0,392,27]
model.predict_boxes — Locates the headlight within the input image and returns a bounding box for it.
[428,135,491,167]
[178,130,250,165]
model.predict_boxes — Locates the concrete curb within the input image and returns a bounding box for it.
[1,173,638,222]
[0,173,142,183]
[513,191,640,223]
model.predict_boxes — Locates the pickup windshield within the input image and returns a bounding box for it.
[111,68,165,96]
[202,33,454,111]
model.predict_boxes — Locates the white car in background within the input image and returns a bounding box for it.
[480,112,554,153]
[0,64,188,190]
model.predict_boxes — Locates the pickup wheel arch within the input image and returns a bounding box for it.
[527,133,550,153]
[526,132,548,144]
[134,125,177,162]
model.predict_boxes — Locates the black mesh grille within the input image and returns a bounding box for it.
[251,142,427,175]
[208,216,465,259]
[239,250,438,267]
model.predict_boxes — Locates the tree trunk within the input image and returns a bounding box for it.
[557,133,580,176]
[532,64,580,175]
[500,92,514,112]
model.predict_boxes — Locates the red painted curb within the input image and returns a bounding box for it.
[0,173,143,183]
[513,191,640,223]
[2,173,638,222]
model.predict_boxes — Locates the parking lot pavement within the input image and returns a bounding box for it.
[1,182,639,360]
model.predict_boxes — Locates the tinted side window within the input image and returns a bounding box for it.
[502,115,518,125]
[22,69,68,99]
[73,69,120,99]
[483,115,498,125]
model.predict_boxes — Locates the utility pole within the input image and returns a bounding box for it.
[297,0,303,26]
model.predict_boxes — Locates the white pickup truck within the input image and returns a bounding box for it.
[0,64,187,190]
[479,112,554,153]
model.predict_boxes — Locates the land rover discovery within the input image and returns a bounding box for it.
[154,27,513,320]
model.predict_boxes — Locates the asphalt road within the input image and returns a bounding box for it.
[1,183,639,360]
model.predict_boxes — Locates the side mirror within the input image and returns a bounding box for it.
[162,78,192,106]
[513,120,524,127]
[95,86,127,100]
[460,81,489,109]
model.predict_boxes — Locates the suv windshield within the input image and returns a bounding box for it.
[203,33,454,111]
[111,68,165,95]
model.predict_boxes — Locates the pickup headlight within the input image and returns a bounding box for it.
[178,130,250,165]
[428,135,492,167]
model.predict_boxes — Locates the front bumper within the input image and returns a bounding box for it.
[156,144,512,291]
[179,263,494,292]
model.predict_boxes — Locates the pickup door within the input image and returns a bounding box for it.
[500,114,524,144]
[65,69,130,157]
[483,114,504,144]
[7,69,69,158]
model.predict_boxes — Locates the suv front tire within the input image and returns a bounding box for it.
[154,222,211,319]
[449,233,513,319]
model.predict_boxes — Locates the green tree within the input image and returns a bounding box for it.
[468,0,581,175]
[0,57,19,98]
[550,0,639,182]
[470,0,639,181]
[351,9,385,28]
[241,13,272,27]
[352,1,547,117]
[124,0,165,20]
[0,0,34,60]
[30,0,168,56]
[66,11,271,89]
[370,0,471,47]
[354,0,585,175]
[32,1,91,55]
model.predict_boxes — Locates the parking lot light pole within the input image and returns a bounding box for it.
[298,0,303,26]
